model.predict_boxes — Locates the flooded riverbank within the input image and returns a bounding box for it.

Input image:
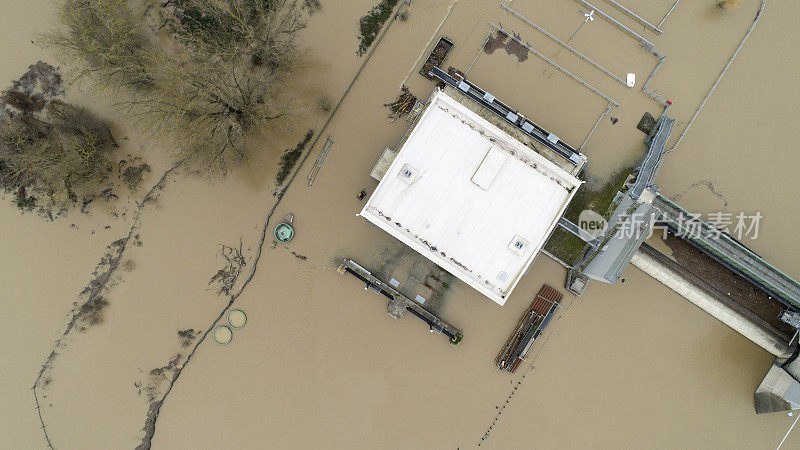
[1,0,799,447]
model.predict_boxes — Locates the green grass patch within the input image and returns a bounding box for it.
[544,227,587,267]
[276,129,314,185]
[564,169,632,222]
[544,168,634,265]
[15,193,36,211]
[356,0,399,56]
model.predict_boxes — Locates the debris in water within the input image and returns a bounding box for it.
[384,86,417,119]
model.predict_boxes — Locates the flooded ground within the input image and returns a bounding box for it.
[1,0,799,448]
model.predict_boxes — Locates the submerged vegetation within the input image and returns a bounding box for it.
[544,168,633,265]
[356,0,399,56]
[276,129,314,185]
[564,169,632,223]
[544,227,587,267]
[0,62,117,214]
[303,0,322,14]
[716,0,744,9]
[637,112,657,135]
[208,241,247,296]
[45,0,307,175]
[484,29,529,63]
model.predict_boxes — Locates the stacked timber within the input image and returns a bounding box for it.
[495,285,562,372]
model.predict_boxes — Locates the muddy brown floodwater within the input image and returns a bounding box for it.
[1,0,799,448]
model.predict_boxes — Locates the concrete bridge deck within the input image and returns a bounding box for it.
[652,194,800,311]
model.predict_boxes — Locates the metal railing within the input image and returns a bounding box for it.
[653,193,800,311]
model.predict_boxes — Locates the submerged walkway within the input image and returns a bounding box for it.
[338,259,463,345]
[630,115,674,199]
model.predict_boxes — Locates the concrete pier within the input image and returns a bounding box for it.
[631,244,793,358]
[754,363,800,413]
[338,258,463,345]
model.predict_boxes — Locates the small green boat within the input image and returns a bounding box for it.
[275,213,294,242]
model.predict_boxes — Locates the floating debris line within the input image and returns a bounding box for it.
[479,331,555,446]
[133,2,413,447]
[31,160,184,450]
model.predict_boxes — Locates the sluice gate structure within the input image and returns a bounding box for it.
[558,108,800,411]
[577,188,800,356]
[631,243,793,358]
[338,259,463,345]
[570,111,674,290]
[652,194,800,312]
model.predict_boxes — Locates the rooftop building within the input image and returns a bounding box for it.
[360,90,581,305]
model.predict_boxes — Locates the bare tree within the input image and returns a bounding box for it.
[167,0,305,70]
[44,0,307,175]
[208,240,246,295]
[43,0,157,91]
[125,51,293,174]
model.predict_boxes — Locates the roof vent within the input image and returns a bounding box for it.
[508,235,529,255]
[471,147,507,190]
[397,164,418,184]
[497,271,509,282]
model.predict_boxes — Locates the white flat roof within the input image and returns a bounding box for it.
[361,91,581,305]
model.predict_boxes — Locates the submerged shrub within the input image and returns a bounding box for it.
[0,62,116,213]
[276,129,313,185]
[45,0,307,176]
[356,0,399,56]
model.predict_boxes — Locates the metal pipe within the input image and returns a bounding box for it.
[488,22,620,106]
[667,0,766,153]
[580,101,612,150]
[541,248,571,269]
[570,0,657,54]
[501,4,630,87]
[307,136,328,182]
[657,0,680,29]
[642,56,666,91]
[401,0,459,87]
[465,30,491,75]
[307,136,333,185]
[601,0,663,34]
